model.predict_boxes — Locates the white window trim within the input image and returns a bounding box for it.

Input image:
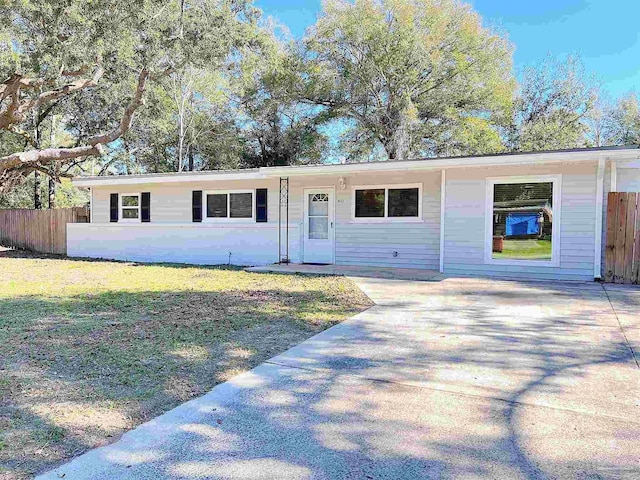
[484,174,562,267]
[351,183,423,223]
[120,193,141,223]
[203,189,255,222]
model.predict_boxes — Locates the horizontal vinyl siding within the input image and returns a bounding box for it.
[68,223,300,266]
[91,179,280,224]
[444,162,599,281]
[617,168,640,192]
[88,173,440,269]
[339,171,439,270]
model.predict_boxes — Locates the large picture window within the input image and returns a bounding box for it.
[353,184,421,221]
[204,190,254,220]
[486,176,561,265]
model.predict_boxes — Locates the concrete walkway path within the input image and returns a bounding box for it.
[38,277,640,479]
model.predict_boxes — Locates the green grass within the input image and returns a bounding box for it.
[0,250,372,479]
[493,239,552,260]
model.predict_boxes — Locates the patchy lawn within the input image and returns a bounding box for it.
[0,250,372,479]
[493,239,552,260]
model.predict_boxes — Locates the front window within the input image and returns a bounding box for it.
[121,194,140,221]
[489,178,559,263]
[353,185,421,220]
[205,191,253,220]
[355,189,385,217]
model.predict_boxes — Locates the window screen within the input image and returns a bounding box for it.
[355,189,385,217]
[388,188,419,217]
[492,182,553,260]
[122,208,139,219]
[207,194,227,218]
[229,193,252,218]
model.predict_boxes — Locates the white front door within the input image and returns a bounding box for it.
[303,188,335,264]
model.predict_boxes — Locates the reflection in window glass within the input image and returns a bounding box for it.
[230,193,252,218]
[122,208,139,219]
[122,195,139,207]
[355,189,385,217]
[492,182,553,260]
[388,188,419,217]
[207,194,227,218]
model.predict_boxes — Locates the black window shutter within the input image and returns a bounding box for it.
[141,192,151,222]
[256,188,268,222]
[110,193,119,222]
[192,191,202,222]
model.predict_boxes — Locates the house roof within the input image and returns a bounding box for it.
[72,145,640,187]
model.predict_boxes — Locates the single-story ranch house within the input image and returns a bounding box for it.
[69,145,640,282]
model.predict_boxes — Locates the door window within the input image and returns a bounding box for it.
[308,193,329,239]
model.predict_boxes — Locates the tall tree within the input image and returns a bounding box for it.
[510,55,598,151]
[303,0,514,160]
[608,92,640,146]
[585,93,616,147]
[0,0,259,193]
[238,35,330,167]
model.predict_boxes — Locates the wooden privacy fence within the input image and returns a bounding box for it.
[605,192,640,284]
[0,207,89,255]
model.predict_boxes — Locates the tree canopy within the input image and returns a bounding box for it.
[0,0,638,207]
[304,0,515,160]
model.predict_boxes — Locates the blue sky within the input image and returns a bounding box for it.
[255,0,640,98]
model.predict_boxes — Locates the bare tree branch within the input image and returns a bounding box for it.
[0,66,105,130]
[0,68,150,191]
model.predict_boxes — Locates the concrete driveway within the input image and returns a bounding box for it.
[39,277,640,479]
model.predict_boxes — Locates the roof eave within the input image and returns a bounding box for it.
[72,147,640,187]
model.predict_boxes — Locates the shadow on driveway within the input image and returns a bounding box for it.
[38,277,640,479]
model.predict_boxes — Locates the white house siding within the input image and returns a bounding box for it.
[444,162,599,281]
[287,170,441,270]
[71,178,297,266]
[67,223,299,266]
[90,178,280,224]
[617,167,640,192]
[76,171,441,269]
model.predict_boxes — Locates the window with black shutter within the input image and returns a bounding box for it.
[110,193,119,222]
[141,192,151,222]
[192,191,203,222]
[256,188,268,222]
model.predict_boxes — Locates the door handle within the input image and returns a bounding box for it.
[330,221,333,228]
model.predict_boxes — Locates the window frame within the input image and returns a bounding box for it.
[120,193,141,223]
[203,189,255,222]
[351,183,423,223]
[484,175,562,267]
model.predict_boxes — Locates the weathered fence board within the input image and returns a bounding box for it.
[0,207,89,255]
[605,195,617,282]
[605,192,640,284]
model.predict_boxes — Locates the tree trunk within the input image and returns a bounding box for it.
[48,115,56,209]
[48,175,55,208]
[34,171,41,209]
[33,110,42,209]
[188,146,194,171]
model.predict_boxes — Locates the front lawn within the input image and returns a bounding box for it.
[0,250,372,479]
[493,239,552,260]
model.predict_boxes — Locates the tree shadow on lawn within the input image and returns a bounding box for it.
[28,280,640,480]
[0,287,370,479]
[39,302,639,479]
